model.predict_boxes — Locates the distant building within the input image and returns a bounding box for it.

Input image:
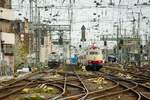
[40,32,70,63]
[40,35,53,63]
[0,0,15,72]
[0,0,11,9]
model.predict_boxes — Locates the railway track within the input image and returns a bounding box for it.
[0,71,43,88]
[103,66,150,83]
[0,69,99,99]
[1,65,150,100]
[51,69,126,100]
[135,84,150,100]
[51,67,150,100]
[96,71,150,100]
[85,71,139,100]
[0,69,63,100]
[52,71,89,100]
[140,92,150,99]
[0,80,42,99]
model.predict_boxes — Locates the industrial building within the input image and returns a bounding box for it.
[0,0,15,72]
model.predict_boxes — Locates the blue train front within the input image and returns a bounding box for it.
[70,54,78,65]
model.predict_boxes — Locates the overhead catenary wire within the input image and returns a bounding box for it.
[14,0,150,43]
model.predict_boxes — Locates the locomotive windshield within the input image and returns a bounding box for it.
[89,50,103,55]
[48,53,59,60]
[89,51,98,55]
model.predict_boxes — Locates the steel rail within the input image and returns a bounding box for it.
[52,73,67,100]
[73,69,89,100]
[56,67,89,100]
[140,92,150,100]
[0,81,35,99]
[89,71,141,100]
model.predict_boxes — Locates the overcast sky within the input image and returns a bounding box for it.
[12,0,150,48]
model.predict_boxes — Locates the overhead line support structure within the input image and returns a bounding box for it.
[68,0,73,59]
[28,0,34,66]
[136,12,141,67]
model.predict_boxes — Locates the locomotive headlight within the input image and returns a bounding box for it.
[88,60,92,64]
[55,59,59,62]
[48,60,52,62]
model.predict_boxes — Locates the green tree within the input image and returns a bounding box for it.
[14,36,28,70]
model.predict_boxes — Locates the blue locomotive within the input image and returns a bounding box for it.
[107,55,117,62]
[70,54,78,65]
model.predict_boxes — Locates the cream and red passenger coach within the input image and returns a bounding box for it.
[78,45,104,71]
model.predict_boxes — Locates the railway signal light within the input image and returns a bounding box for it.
[94,0,97,3]
[104,41,107,46]
[59,36,63,45]
[81,25,86,42]
[118,39,123,50]
[140,45,143,53]
[14,20,22,33]
[113,48,116,54]
[45,6,48,11]
[1,40,4,52]
[118,45,121,50]
[119,39,123,45]
[41,37,44,45]
[79,45,82,48]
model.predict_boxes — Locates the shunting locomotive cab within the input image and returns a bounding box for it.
[48,52,60,68]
